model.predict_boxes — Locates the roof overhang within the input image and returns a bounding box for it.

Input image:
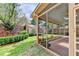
[32,3,49,18]
[32,3,69,24]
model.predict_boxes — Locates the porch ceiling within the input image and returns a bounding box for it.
[39,3,68,24]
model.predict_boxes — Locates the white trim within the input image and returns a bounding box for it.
[69,4,76,56]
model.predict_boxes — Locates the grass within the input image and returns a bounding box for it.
[0,36,52,56]
[20,44,53,56]
[0,36,36,56]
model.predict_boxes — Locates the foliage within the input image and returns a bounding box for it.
[0,3,19,31]
[31,19,36,25]
[0,34,28,45]
[17,15,29,31]
[0,4,18,21]
[19,30,28,35]
[18,15,28,24]
[2,20,15,31]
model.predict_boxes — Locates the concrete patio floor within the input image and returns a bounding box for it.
[48,36,79,56]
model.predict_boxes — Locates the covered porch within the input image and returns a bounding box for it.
[32,3,79,56]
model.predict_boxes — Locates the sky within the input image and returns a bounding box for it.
[19,3,38,20]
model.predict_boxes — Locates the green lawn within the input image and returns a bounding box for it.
[0,36,52,56]
[20,43,53,56]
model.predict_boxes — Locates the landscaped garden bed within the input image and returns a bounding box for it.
[0,30,28,45]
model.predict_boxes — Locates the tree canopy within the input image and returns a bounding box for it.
[31,19,36,25]
[0,3,19,31]
[0,4,18,21]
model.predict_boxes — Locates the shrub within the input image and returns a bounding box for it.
[29,33,35,36]
[0,34,28,45]
[19,30,28,35]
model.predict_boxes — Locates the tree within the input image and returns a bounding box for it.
[2,20,15,31]
[18,15,28,25]
[17,14,29,31]
[31,19,36,25]
[0,3,19,31]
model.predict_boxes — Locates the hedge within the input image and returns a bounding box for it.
[29,33,35,36]
[19,30,36,36]
[0,34,28,45]
[19,30,28,35]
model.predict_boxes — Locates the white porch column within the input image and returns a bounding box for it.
[63,24,65,36]
[69,4,76,56]
[52,24,53,34]
[35,15,39,44]
[46,13,48,48]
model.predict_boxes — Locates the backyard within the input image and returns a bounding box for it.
[0,36,53,56]
[0,3,78,56]
[0,3,57,56]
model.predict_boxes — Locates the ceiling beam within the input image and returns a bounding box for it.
[32,3,49,18]
[40,16,63,24]
[35,3,49,15]
[73,4,79,10]
[38,3,61,17]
